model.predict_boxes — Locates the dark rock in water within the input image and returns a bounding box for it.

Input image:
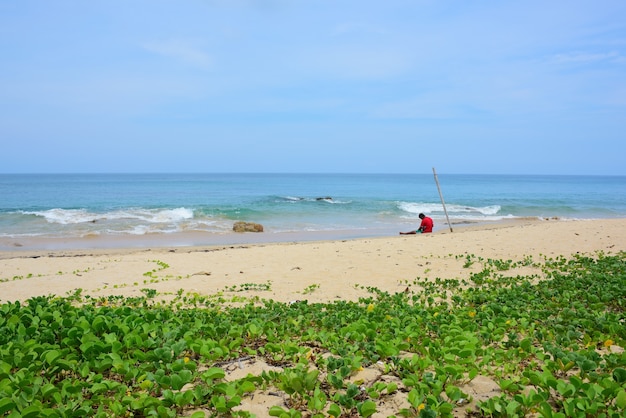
[316,197,333,201]
[233,221,264,233]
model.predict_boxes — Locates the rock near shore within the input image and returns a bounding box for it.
[232,221,264,233]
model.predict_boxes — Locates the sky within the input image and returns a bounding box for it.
[1,0,625,175]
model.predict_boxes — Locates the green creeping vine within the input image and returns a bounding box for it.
[0,252,624,417]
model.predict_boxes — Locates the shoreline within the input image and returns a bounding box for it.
[1,218,624,304]
[0,221,484,252]
[0,217,585,253]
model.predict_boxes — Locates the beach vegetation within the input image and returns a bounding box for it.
[301,284,320,294]
[143,259,171,279]
[225,281,273,292]
[0,251,624,416]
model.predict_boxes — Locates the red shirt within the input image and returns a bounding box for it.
[420,216,434,233]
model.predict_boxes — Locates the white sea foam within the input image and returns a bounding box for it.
[282,196,351,204]
[26,207,195,225]
[397,202,443,215]
[24,208,95,224]
[135,208,194,223]
[397,202,502,217]
[323,199,352,204]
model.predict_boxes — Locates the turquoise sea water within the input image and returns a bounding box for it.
[1,173,625,246]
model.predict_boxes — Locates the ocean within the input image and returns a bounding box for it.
[1,173,625,249]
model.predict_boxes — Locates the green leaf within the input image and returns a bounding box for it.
[407,388,421,408]
[212,395,227,412]
[90,382,109,394]
[21,405,44,418]
[305,369,320,390]
[202,367,225,381]
[579,359,597,372]
[505,399,521,416]
[269,406,287,417]
[213,382,237,397]
[328,403,342,417]
[171,370,193,390]
[358,400,376,418]
[226,395,241,409]
[0,360,11,376]
[616,389,626,409]
[457,348,474,358]
[44,350,62,365]
[556,381,575,397]
[308,387,327,411]
[613,368,626,384]
[171,375,185,391]
[0,398,16,415]
[437,402,454,414]
[40,383,58,400]
[239,380,256,393]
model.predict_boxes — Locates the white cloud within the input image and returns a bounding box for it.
[295,44,413,80]
[142,39,214,69]
[371,96,465,120]
[552,50,622,64]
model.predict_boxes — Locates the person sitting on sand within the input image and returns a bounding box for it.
[400,213,434,234]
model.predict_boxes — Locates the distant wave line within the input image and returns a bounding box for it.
[22,207,196,225]
[281,196,352,204]
[397,202,502,216]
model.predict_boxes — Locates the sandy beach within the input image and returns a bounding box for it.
[1,218,624,304]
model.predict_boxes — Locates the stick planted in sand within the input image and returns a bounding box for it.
[433,167,453,232]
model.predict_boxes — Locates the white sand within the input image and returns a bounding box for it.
[1,219,624,304]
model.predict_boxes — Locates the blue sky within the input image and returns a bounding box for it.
[1,1,625,175]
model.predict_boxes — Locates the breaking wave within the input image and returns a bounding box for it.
[397,202,503,219]
[24,207,195,224]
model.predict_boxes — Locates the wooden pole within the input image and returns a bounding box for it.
[432,167,453,232]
